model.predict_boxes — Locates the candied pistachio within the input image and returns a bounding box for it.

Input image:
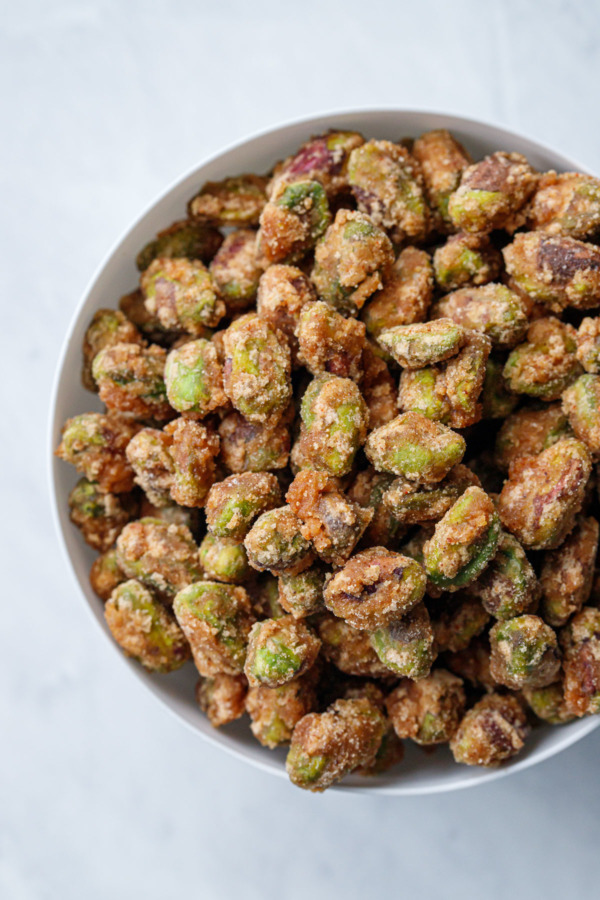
[82,308,144,392]
[90,547,127,601]
[257,179,330,266]
[347,139,430,244]
[522,680,575,725]
[448,151,538,234]
[195,673,247,727]
[222,313,292,424]
[381,463,479,529]
[562,374,600,458]
[398,332,491,429]
[412,129,472,225]
[116,517,201,601]
[140,257,225,333]
[164,338,227,418]
[369,602,435,679]
[498,438,592,550]
[218,410,291,473]
[502,232,600,312]
[165,416,219,507]
[244,506,314,576]
[286,696,386,792]
[433,233,502,291]
[136,219,223,271]
[256,264,316,361]
[324,547,426,630]
[489,614,560,690]
[69,478,136,552]
[362,247,433,341]
[430,592,490,653]
[365,411,466,483]
[286,471,373,566]
[378,319,466,369]
[480,356,518,419]
[560,607,600,716]
[173,581,254,676]
[278,566,325,619]
[526,171,600,240]
[469,531,539,620]
[125,427,173,506]
[424,486,501,592]
[296,300,366,381]
[316,613,394,678]
[494,403,572,471]
[431,284,528,349]
[188,173,268,227]
[450,693,529,766]
[576,316,600,373]
[246,670,318,748]
[311,209,394,315]
[132,419,219,509]
[56,412,139,494]
[361,342,398,430]
[270,130,364,197]
[439,331,491,428]
[503,317,582,401]
[386,670,465,745]
[296,373,368,477]
[209,229,262,312]
[205,472,282,540]
[347,467,403,547]
[398,365,450,423]
[91,342,171,420]
[199,533,250,585]
[540,516,599,627]
[105,580,190,673]
[244,616,321,687]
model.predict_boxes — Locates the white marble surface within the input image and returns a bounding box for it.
[3,1,600,897]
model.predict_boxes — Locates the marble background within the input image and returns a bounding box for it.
[3,1,600,897]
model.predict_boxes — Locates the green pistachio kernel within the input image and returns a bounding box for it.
[522,681,575,725]
[377,319,466,369]
[562,373,600,457]
[297,373,368,477]
[424,486,501,591]
[173,581,254,676]
[365,411,466,483]
[205,473,282,541]
[105,579,191,673]
[136,219,223,271]
[244,506,314,576]
[489,614,560,690]
[369,603,435,679]
[199,533,250,585]
[164,338,226,417]
[245,616,321,687]
[470,531,539,620]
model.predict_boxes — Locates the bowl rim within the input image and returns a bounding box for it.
[48,107,600,795]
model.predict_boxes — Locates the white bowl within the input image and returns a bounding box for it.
[49,109,600,794]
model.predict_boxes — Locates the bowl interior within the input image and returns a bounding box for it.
[49,109,599,795]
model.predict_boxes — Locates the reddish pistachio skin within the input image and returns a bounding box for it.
[498,438,592,550]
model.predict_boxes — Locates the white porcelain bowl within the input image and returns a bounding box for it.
[49,109,600,794]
